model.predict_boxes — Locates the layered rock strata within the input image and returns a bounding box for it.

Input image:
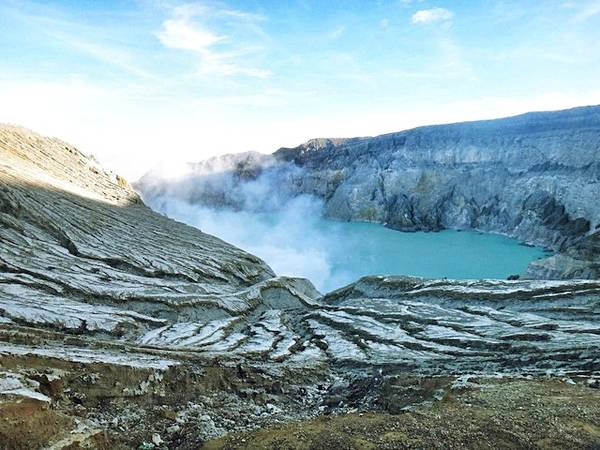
[1,125,599,448]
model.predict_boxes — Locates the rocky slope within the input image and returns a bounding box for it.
[526,229,600,279]
[207,379,600,449]
[137,105,600,278]
[1,125,600,449]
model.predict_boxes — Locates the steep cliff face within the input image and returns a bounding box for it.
[137,105,600,278]
[273,107,600,250]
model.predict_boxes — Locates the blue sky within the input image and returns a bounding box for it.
[1,0,600,179]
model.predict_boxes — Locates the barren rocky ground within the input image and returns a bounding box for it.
[1,122,599,449]
[205,378,600,450]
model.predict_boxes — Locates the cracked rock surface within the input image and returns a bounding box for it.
[0,124,599,449]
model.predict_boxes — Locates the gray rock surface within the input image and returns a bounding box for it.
[137,105,600,277]
[525,230,600,279]
[2,123,599,371]
[1,124,600,448]
[0,125,276,320]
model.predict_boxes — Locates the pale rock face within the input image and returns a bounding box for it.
[137,106,600,278]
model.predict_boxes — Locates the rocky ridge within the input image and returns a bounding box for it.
[137,105,600,279]
[1,125,599,449]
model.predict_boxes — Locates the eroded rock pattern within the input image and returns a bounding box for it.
[1,124,599,448]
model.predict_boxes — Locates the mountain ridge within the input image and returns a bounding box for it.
[275,104,600,157]
[137,104,600,279]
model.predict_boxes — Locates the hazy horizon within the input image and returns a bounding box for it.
[1,0,600,179]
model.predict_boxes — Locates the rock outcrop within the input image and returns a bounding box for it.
[137,105,600,278]
[526,229,600,279]
[1,124,600,448]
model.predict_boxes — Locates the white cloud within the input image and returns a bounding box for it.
[156,3,270,78]
[412,8,454,24]
[574,0,600,21]
[157,17,222,52]
[327,25,346,39]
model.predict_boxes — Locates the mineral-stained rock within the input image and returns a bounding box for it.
[1,124,600,448]
[136,105,600,278]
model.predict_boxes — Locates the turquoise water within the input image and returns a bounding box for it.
[310,220,549,291]
[152,199,550,293]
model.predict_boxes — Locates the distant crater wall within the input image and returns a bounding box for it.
[136,105,600,278]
